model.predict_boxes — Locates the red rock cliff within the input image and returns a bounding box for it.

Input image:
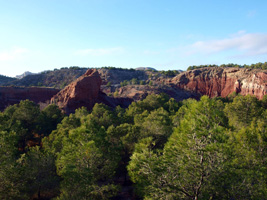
[0,86,59,111]
[51,69,102,113]
[171,67,267,99]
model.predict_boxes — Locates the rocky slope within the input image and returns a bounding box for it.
[115,85,199,101]
[2,67,179,89]
[171,67,267,99]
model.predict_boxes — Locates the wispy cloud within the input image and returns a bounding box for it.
[75,47,124,56]
[182,32,267,57]
[0,47,29,61]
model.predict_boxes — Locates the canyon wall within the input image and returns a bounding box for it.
[171,67,267,99]
[0,86,59,111]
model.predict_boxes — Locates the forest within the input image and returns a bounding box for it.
[0,93,267,200]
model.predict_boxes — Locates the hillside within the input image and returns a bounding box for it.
[0,74,16,85]
[1,67,180,90]
[3,68,88,89]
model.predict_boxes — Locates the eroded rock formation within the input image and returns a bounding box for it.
[51,69,102,113]
[171,67,267,99]
[51,69,133,114]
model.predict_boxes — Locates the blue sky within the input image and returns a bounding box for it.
[1,0,267,77]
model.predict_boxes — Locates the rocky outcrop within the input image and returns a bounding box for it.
[171,67,267,99]
[0,86,59,111]
[51,69,133,114]
[51,69,102,113]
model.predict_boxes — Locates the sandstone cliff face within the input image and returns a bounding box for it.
[0,86,59,111]
[171,67,267,99]
[51,69,102,113]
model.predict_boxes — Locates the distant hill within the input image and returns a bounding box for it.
[0,74,16,85]
[1,67,180,89]
[135,67,157,71]
[16,71,36,79]
[4,68,88,89]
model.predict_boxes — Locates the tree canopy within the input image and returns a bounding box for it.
[0,94,267,199]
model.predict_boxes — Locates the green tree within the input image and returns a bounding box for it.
[120,80,128,87]
[0,131,26,199]
[224,95,263,129]
[19,146,60,199]
[127,137,158,197]
[38,104,64,136]
[43,103,122,199]
[261,94,267,109]
[42,107,87,154]
[137,107,173,148]
[224,114,267,199]
[55,132,119,199]
[3,100,41,150]
[126,93,170,119]
[128,96,229,199]
[164,97,181,115]
[130,78,138,85]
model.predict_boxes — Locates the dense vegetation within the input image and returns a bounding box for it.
[187,62,267,70]
[0,93,267,199]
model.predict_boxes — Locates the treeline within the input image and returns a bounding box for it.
[187,62,267,70]
[0,93,267,199]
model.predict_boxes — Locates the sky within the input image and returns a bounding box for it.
[1,0,267,77]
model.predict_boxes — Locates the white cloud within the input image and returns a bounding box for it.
[229,30,246,37]
[0,47,29,61]
[75,47,124,56]
[184,32,267,57]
